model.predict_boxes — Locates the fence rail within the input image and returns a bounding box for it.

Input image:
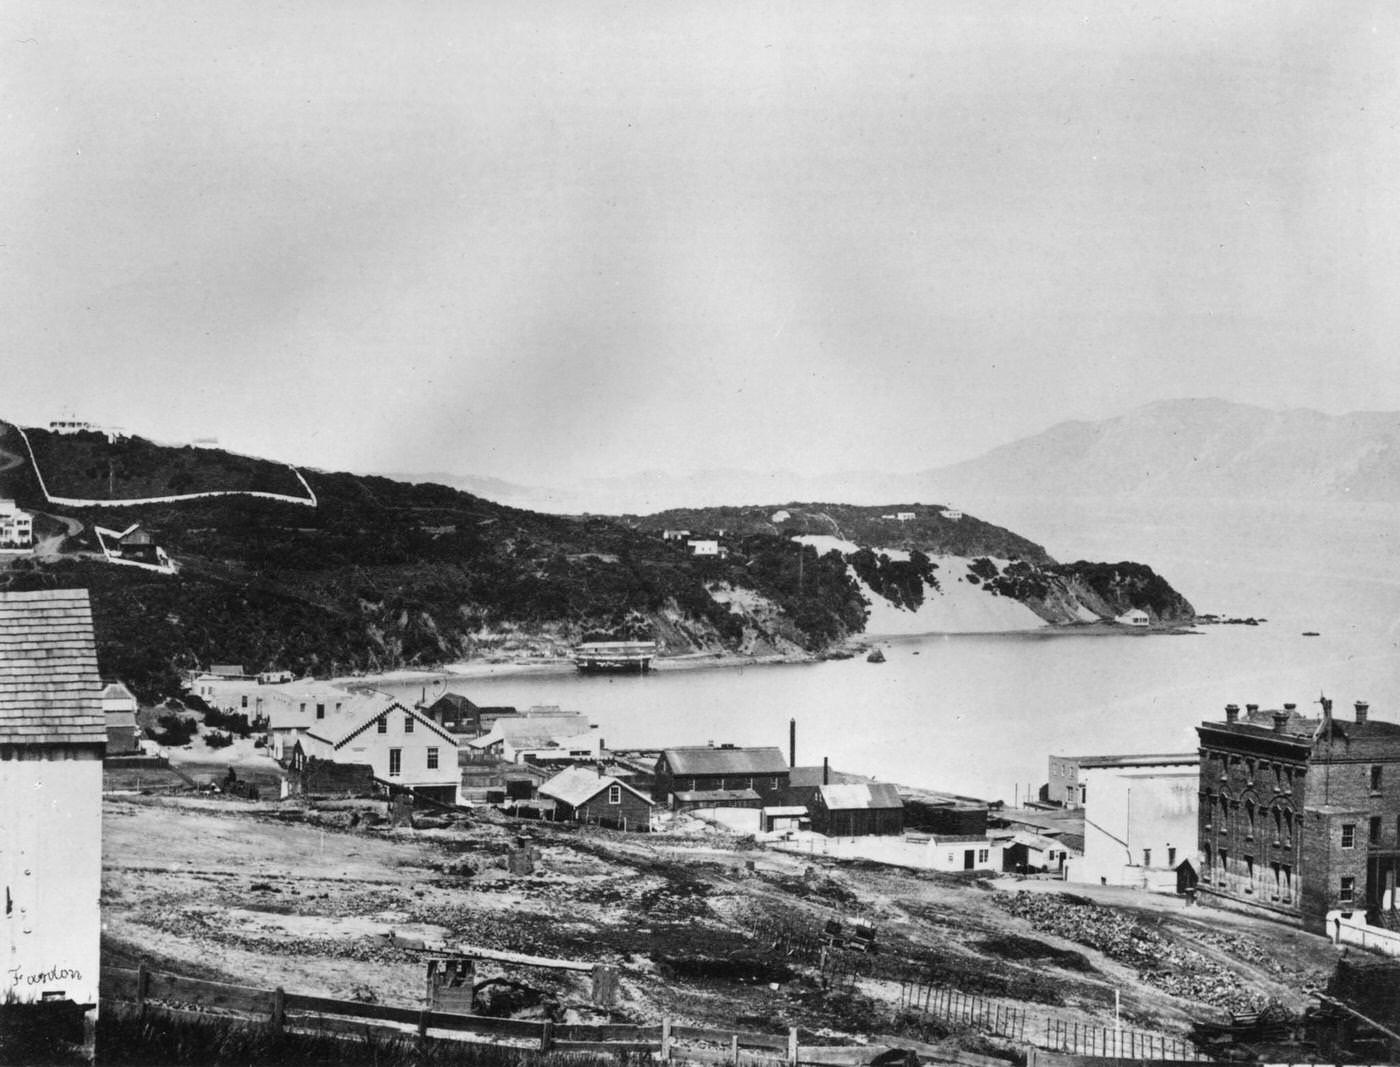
[101,965,956,1065]
[897,977,1207,1063]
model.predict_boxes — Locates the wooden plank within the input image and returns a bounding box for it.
[673,1045,791,1067]
[286,1013,417,1044]
[100,967,139,1000]
[425,1012,544,1038]
[555,1023,664,1042]
[796,1045,894,1065]
[283,991,422,1026]
[553,1039,663,1053]
[145,972,273,1015]
[673,1026,790,1050]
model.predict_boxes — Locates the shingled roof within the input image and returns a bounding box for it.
[0,588,105,746]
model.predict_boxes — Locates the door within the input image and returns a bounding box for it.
[963,849,975,870]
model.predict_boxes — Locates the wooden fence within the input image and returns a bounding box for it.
[101,965,961,1066]
[897,978,1207,1063]
[897,980,1028,1042]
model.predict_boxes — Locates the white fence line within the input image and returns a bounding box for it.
[1328,910,1400,958]
[14,424,317,508]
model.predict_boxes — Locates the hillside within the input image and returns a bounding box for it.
[919,398,1400,503]
[0,422,1193,700]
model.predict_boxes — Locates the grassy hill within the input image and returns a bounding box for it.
[0,422,1193,700]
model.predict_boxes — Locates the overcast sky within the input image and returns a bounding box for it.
[3,1,1398,486]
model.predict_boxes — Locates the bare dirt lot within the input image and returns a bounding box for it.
[102,795,1343,1053]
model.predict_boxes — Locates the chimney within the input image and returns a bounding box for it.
[1225,704,1240,724]
[823,756,830,786]
[1272,711,1289,734]
[1355,701,1370,725]
[789,718,797,768]
[1246,703,1259,715]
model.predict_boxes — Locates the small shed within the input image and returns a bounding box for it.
[762,806,809,832]
[1115,608,1150,627]
[539,766,655,831]
[811,782,905,837]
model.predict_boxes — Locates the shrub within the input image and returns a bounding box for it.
[204,730,233,749]
[149,712,197,747]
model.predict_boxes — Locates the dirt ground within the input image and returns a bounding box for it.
[101,795,1343,1052]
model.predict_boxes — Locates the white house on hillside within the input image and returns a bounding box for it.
[0,589,106,1048]
[0,499,34,548]
[297,694,461,805]
[1116,608,1151,627]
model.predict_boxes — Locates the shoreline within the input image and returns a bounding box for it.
[332,619,1200,690]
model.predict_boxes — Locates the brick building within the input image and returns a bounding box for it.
[1197,698,1400,933]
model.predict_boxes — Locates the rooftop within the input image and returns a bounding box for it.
[539,766,653,808]
[1073,752,1200,768]
[663,746,789,776]
[0,589,105,746]
[818,782,904,810]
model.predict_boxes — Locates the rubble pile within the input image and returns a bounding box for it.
[998,893,1267,1012]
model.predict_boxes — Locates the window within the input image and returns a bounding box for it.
[404,715,414,734]
[1372,765,1383,792]
[1168,847,1176,867]
[608,785,621,805]
[1245,800,1255,838]
[1371,816,1382,843]
[377,716,387,734]
[300,702,306,714]
[1342,823,1356,849]
[1142,848,1152,867]
[241,695,249,708]
[1245,855,1254,889]
[1340,876,1355,904]
[427,747,439,769]
[316,703,325,720]
[389,748,402,777]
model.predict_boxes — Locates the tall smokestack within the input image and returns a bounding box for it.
[1225,704,1240,724]
[1355,701,1370,725]
[789,718,796,768]
[823,756,829,786]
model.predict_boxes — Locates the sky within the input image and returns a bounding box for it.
[3,1,1399,487]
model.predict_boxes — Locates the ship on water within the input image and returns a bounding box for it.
[571,640,656,673]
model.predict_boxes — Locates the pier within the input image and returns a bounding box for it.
[571,641,656,673]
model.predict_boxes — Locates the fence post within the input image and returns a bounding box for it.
[417,1007,429,1042]
[136,962,150,1015]
[789,1026,799,1067]
[540,1020,553,1053]
[271,987,286,1034]
[731,1033,740,1065]
[662,1018,673,1062]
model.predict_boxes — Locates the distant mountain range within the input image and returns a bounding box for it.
[391,400,1400,513]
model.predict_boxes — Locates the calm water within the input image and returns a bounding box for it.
[383,499,1400,802]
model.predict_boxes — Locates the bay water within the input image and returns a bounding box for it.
[382,498,1400,802]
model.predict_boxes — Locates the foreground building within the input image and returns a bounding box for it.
[1197,699,1400,932]
[0,589,105,1043]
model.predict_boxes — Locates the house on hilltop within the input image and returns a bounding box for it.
[295,694,461,805]
[0,500,34,548]
[0,590,106,1045]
